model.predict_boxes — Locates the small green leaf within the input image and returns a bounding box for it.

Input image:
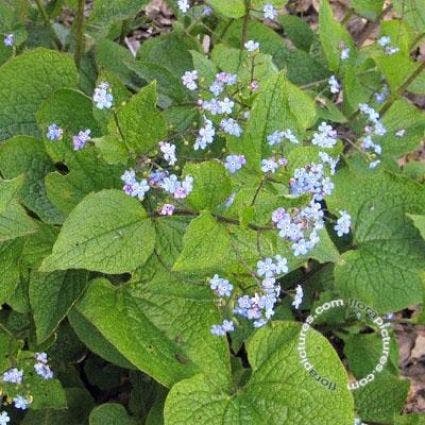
[208,0,245,18]
[354,374,410,424]
[279,15,315,51]
[27,375,67,410]
[393,0,425,33]
[234,71,316,169]
[0,135,64,224]
[88,0,149,38]
[351,0,384,20]
[37,88,100,140]
[184,161,232,211]
[137,32,198,77]
[173,211,232,272]
[89,403,137,425]
[408,214,425,240]
[40,190,156,274]
[44,146,122,216]
[115,82,167,156]
[0,203,38,242]
[30,270,88,343]
[68,308,136,370]
[22,388,94,425]
[0,238,24,303]
[380,100,425,159]
[319,0,354,71]
[0,175,24,212]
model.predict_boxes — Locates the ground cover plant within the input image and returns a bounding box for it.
[0,0,424,423]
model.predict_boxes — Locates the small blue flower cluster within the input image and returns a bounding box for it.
[121,167,193,215]
[358,103,387,169]
[0,353,54,420]
[209,256,290,335]
[33,352,54,380]
[178,46,356,335]
[3,34,14,47]
[377,36,400,55]
[47,123,92,151]
[93,82,114,110]
[290,162,334,201]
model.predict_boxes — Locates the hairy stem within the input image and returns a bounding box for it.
[74,0,86,69]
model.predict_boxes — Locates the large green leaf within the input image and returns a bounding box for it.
[0,48,77,140]
[74,276,231,388]
[29,270,88,343]
[164,321,354,424]
[328,168,425,312]
[40,190,155,274]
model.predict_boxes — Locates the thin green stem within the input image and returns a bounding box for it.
[33,0,61,49]
[410,32,425,51]
[151,208,273,232]
[74,0,86,69]
[240,0,251,50]
[119,19,130,45]
[356,4,393,47]
[380,60,425,116]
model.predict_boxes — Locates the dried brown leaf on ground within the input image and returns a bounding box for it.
[396,324,425,413]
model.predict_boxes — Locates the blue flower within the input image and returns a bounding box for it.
[3,34,14,47]
[93,82,113,109]
[210,320,234,336]
[224,155,246,174]
[72,129,91,151]
[209,274,233,298]
[334,210,351,237]
[13,395,31,410]
[2,368,23,384]
[46,123,63,141]
[0,411,10,425]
